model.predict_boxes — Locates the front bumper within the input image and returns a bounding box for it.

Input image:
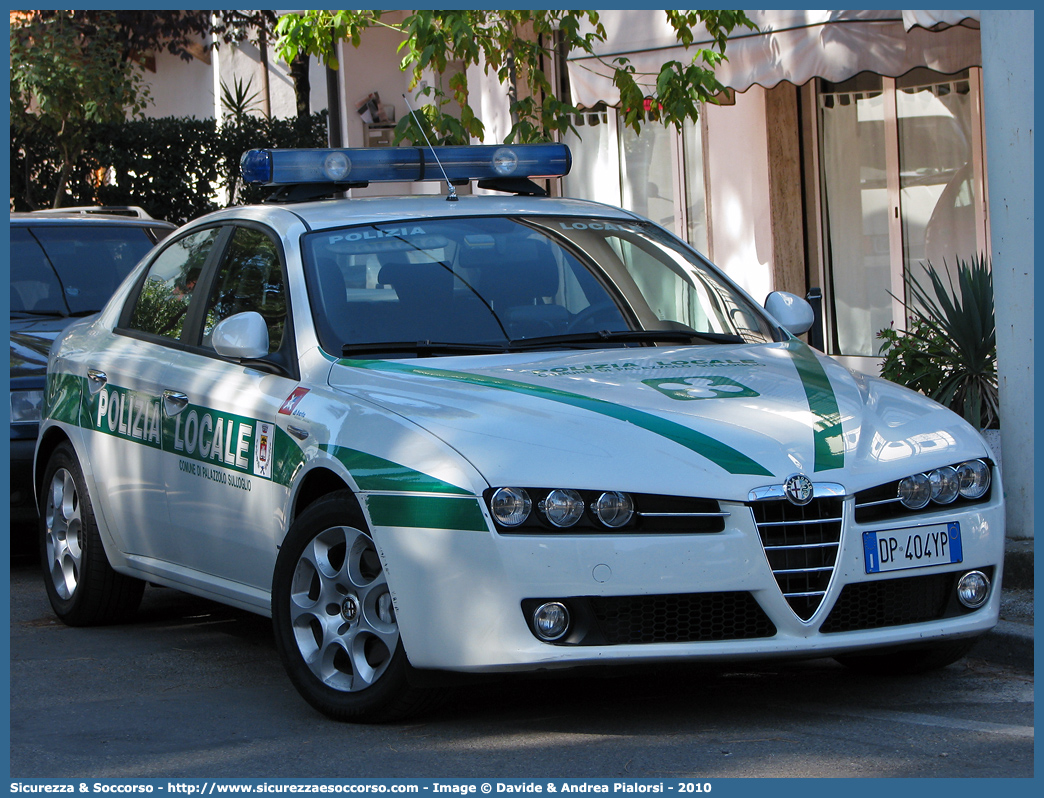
[366,490,1006,672]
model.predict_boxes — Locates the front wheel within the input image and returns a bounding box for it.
[40,441,144,626]
[834,637,979,675]
[271,490,439,722]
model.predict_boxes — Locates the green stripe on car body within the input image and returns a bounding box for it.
[319,445,488,532]
[785,341,844,472]
[320,444,473,495]
[45,372,83,427]
[47,372,306,487]
[365,494,489,532]
[341,358,773,477]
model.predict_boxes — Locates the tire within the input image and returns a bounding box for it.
[834,636,979,676]
[40,442,145,626]
[271,490,439,722]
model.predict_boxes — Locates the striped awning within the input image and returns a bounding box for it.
[567,10,982,106]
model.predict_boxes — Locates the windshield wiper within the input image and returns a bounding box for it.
[11,309,69,318]
[505,329,744,349]
[341,330,744,358]
[341,341,510,357]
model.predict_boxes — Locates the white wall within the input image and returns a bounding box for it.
[142,34,328,122]
[703,88,774,303]
[980,11,1034,540]
[143,49,214,119]
[467,62,514,146]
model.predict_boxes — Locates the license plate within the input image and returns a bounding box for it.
[863,522,963,574]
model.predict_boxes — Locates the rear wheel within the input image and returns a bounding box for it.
[40,442,144,626]
[834,637,979,675]
[272,490,439,722]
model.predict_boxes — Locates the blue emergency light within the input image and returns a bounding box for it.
[240,144,571,187]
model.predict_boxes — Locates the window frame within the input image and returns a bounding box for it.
[116,221,299,380]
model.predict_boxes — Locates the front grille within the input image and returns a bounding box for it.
[589,592,776,644]
[750,498,843,621]
[523,592,776,646]
[819,568,994,633]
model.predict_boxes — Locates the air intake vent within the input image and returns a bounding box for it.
[750,498,843,620]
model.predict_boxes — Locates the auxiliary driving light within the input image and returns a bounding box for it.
[956,570,991,609]
[532,602,570,641]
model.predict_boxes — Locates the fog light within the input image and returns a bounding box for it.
[899,473,931,509]
[541,489,584,527]
[594,491,634,528]
[490,487,532,527]
[532,602,570,641]
[929,466,960,504]
[956,570,990,609]
[957,460,991,500]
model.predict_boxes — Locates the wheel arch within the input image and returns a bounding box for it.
[34,425,75,511]
[290,465,361,528]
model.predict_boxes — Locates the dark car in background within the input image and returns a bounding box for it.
[9,208,175,527]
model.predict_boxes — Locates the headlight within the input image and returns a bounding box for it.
[957,460,991,499]
[594,491,634,528]
[10,389,44,425]
[929,466,960,504]
[898,473,931,509]
[540,489,585,528]
[490,487,532,527]
[898,460,991,510]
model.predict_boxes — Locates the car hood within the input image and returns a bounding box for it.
[328,341,990,500]
[10,316,69,381]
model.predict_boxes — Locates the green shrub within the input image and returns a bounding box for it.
[10,111,327,224]
[877,256,998,429]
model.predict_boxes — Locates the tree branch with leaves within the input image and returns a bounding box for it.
[10,11,152,208]
[275,10,754,145]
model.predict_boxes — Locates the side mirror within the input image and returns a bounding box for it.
[211,312,270,359]
[765,291,815,336]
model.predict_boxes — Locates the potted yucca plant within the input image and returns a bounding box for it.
[877,255,999,432]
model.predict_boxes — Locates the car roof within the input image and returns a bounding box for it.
[10,211,175,229]
[187,193,642,233]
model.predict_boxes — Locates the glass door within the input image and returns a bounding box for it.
[816,69,988,363]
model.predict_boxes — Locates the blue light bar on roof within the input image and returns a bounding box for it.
[240,144,571,186]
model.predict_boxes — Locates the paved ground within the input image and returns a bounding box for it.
[9,543,1034,780]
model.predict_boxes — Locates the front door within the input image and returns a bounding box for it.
[159,225,298,592]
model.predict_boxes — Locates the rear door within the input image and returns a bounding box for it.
[82,226,224,556]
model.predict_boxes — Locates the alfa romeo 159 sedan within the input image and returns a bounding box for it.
[35,144,1004,722]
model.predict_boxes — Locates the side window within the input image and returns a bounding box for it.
[9,227,63,314]
[200,227,287,354]
[126,228,220,340]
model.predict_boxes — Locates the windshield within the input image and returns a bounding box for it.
[10,224,162,316]
[302,215,776,355]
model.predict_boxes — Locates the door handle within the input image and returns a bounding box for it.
[86,369,108,395]
[162,390,189,417]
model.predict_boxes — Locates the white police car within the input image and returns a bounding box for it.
[36,144,1004,722]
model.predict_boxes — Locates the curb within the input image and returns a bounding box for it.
[1003,539,1034,590]
[974,619,1034,670]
